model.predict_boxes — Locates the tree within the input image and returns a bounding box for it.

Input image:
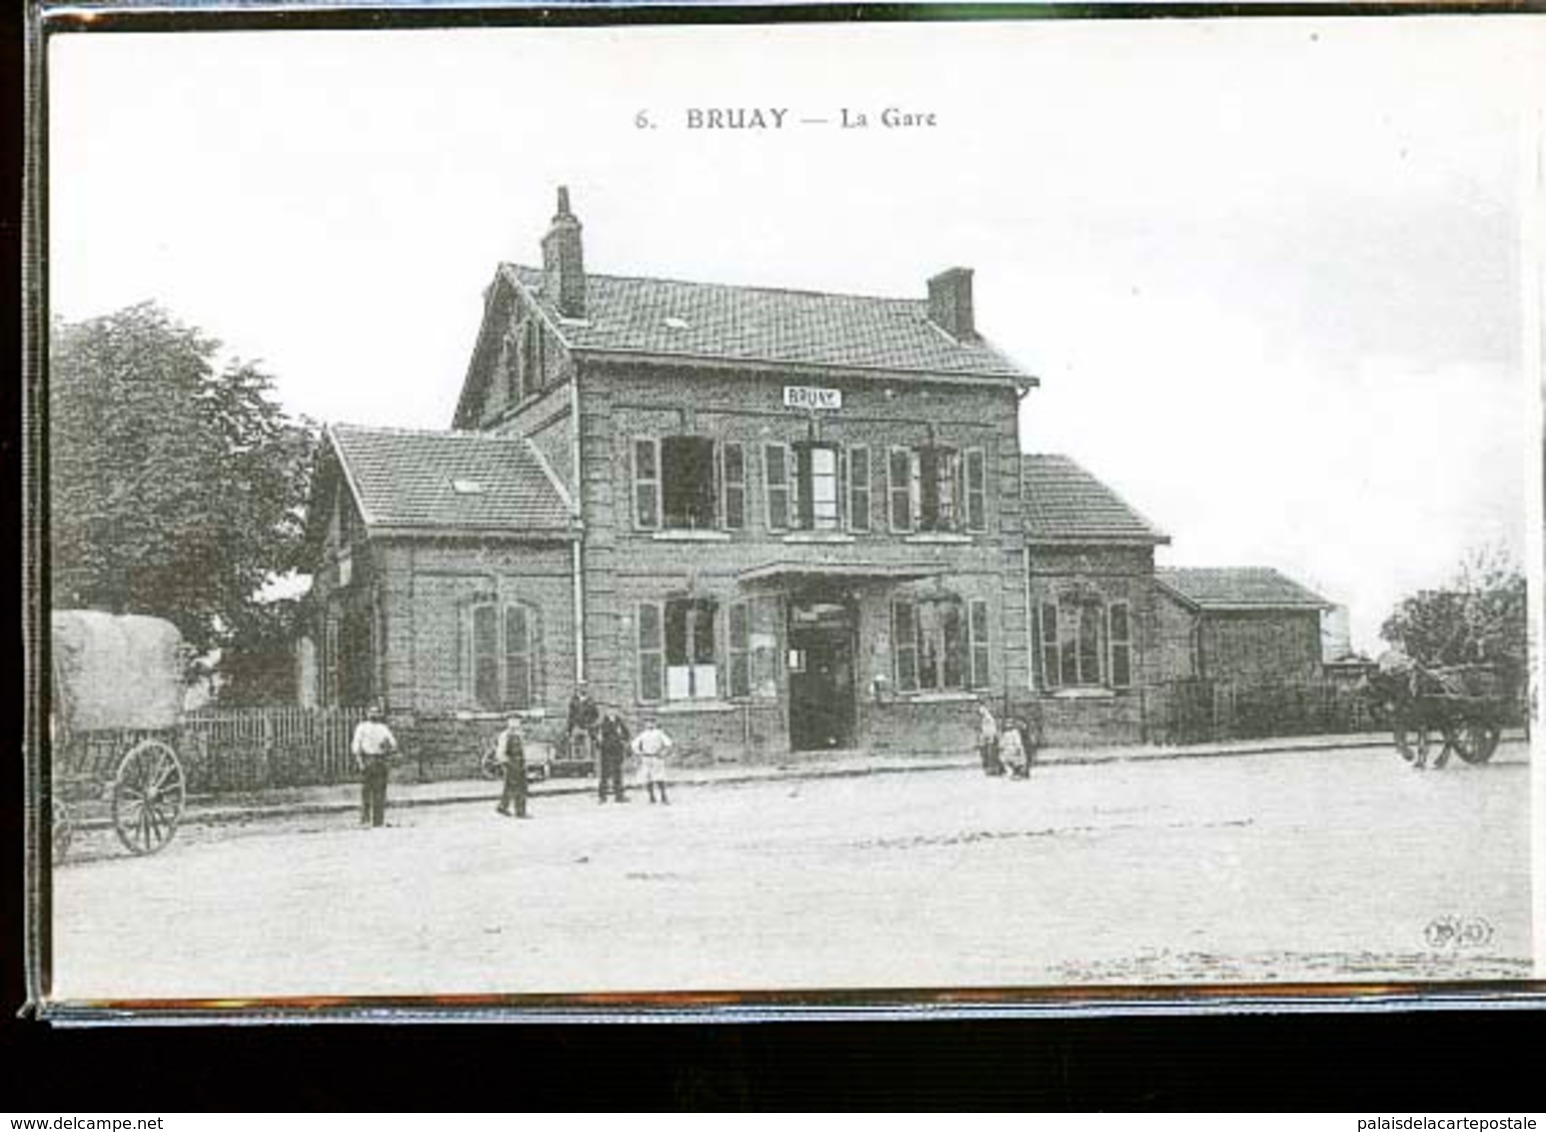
[1380,546,1528,671]
[49,302,318,684]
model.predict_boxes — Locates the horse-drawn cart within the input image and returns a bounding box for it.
[1369,654,1510,768]
[50,611,190,860]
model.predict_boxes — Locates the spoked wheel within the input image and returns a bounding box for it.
[111,739,186,855]
[52,796,73,864]
[1454,720,1503,765]
[1393,723,1433,765]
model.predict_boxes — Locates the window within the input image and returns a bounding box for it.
[636,436,739,531]
[638,598,719,702]
[521,322,541,401]
[765,444,791,531]
[887,445,970,533]
[464,599,542,711]
[793,442,841,530]
[721,442,746,530]
[1109,601,1132,689]
[848,445,872,532]
[965,448,987,532]
[1037,598,1126,690]
[661,437,718,529]
[892,595,991,693]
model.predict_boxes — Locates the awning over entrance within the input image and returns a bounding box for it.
[737,560,943,587]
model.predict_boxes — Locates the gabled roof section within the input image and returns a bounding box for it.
[327,424,576,537]
[503,264,1032,382]
[1156,567,1331,611]
[1022,454,1170,545]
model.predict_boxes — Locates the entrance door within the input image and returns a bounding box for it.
[787,596,856,751]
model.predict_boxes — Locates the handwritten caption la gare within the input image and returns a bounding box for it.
[634,107,938,131]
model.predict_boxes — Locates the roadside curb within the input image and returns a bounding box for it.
[142,731,1423,830]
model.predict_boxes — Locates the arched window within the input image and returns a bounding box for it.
[463,597,543,711]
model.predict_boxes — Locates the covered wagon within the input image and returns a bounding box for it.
[51,610,190,859]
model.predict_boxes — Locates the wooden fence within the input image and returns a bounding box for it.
[1144,679,1384,746]
[176,706,371,794]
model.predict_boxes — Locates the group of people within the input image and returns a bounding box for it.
[350,686,678,828]
[492,681,676,818]
[976,700,1036,780]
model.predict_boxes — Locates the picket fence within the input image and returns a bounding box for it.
[176,706,371,794]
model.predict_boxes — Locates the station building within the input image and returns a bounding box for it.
[301,189,1327,765]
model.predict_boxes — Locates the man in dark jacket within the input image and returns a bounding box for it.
[596,708,631,803]
[567,680,601,770]
[494,714,531,819]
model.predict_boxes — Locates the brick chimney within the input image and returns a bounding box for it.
[927,267,976,341]
[541,186,586,318]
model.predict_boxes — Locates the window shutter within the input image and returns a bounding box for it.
[728,601,751,699]
[969,599,991,689]
[472,602,500,710]
[722,442,746,530]
[966,448,987,532]
[848,445,871,533]
[632,437,660,529]
[1109,601,1132,689]
[765,443,791,531]
[637,601,664,703]
[505,604,531,709]
[1040,602,1061,690]
[794,444,814,530]
[892,600,919,692]
[888,448,912,533]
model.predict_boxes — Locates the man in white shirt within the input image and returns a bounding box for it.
[351,704,399,828]
[631,717,674,805]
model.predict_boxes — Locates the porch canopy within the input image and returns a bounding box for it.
[737,560,943,588]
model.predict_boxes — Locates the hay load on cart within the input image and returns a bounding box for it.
[1368,647,1514,768]
[51,610,190,860]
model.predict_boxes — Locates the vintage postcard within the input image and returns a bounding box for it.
[27,8,1546,1017]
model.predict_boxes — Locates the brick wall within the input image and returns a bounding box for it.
[1199,610,1323,684]
[1026,545,1156,745]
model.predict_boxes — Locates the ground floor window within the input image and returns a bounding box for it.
[464,598,542,710]
[1035,597,1131,690]
[891,595,991,693]
[638,597,718,702]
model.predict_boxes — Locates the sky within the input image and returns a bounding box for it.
[47,15,1545,653]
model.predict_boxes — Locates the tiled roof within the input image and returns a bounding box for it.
[505,264,1030,381]
[329,424,574,534]
[1022,454,1169,544]
[1156,567,1330,610]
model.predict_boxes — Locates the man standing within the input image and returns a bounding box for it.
[631,716,674,805]
[596,707,631,804]
[567,679,600,771]
[351,703,398,828]
[494,713,531,819]
[976,700,1004,777]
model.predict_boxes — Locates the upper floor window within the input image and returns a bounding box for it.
[887,445,988,534]
[794,442,841,530]
[633,436,745,531]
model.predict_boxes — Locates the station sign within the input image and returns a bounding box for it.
[783,385,843,411]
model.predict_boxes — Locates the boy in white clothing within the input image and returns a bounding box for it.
[631,717,674,804]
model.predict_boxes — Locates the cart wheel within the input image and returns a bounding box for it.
[111,739,185,856]
[1393,724,1432,764]
[52,797,73,864]
[1455,721,1502,765]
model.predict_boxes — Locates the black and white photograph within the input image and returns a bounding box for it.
[30,11,1545,1011]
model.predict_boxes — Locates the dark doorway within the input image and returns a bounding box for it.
[788,594,857,751]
